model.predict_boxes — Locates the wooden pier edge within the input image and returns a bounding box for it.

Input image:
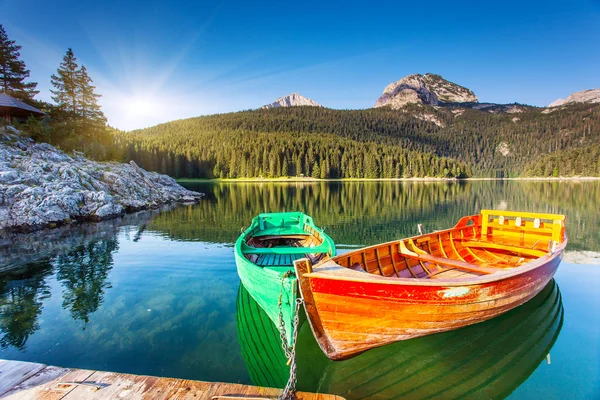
[0,359,344,400]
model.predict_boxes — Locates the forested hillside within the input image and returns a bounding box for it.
[522,144,600,177]
[118,103,600,178]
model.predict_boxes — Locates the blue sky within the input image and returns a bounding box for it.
[3,0,600,130]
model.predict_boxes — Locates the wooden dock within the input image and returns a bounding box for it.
[0,359,344,400]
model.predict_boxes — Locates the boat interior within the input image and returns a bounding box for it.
[241,214,332,272]
[331,210,566,280]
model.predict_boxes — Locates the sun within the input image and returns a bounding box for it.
[124,96,156,117]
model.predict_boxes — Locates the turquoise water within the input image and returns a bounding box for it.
[0,181,598,399]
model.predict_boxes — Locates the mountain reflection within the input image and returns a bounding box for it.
[56,238,118,326]
[0,260,53,350]
[160,180,600,250]
[237,280,564,399]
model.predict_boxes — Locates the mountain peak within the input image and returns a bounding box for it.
[548,88,600,108]
[374,73,478,109]
[262,93,321,109]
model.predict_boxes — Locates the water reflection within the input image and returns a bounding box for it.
[56,239,118,326]
[0,181,595,393]
[0,209,161,349]
[236,281,564,399]
[169,180,600,250]
[0,260,53,350]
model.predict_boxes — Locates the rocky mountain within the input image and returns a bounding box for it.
[548,88,600,107]
[374,73,478,109]
[262,93,321,109]
[0,127,202,232]
[423,74,478,103]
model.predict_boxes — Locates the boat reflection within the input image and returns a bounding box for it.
[236,279,563,399]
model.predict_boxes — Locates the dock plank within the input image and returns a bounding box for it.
[0,360,46,397]
[3,364,95,399]
[0,360,344,400]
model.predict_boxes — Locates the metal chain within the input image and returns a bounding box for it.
[278,271,293,358]
[277,272,302,400]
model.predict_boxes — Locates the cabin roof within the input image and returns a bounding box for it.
[0,93,45,116]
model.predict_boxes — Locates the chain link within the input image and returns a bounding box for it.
[277,272,302,400]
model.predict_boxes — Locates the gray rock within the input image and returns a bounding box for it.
[0,170,18,184]
[375,73,478,109]
[95,203,124,219]
[0,127,203,232]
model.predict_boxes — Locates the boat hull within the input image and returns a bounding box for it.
[237,272,564,399]
[295,209,567,360]
[314,279,563,399]
[234,212,335,346]
[235,251,298,346]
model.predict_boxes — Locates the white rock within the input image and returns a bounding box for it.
[412,113,445,127]
[95,203,124,218]
[0,170,18,184]
[548,88,600,107]
[0,127,203,232]
[496,142,510,156]
[262,93,321,109]
[422,73,478,103]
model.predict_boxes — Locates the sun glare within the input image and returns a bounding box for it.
[124,96,156,117]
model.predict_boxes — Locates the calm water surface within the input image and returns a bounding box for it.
[0,181,598,399]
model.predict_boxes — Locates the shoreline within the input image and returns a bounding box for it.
[0,130,203,235]
[177,176,600,183]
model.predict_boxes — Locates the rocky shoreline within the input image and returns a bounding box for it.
[0,127,202,233]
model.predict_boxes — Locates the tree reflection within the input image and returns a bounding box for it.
[151,180,600,250]
[56,238,117,326]
[0,260,53,350]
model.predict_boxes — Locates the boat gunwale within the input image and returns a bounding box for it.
[303,216,567,287]
[234,211,336,263]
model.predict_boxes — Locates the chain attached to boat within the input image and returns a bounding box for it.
[277,271,302,400]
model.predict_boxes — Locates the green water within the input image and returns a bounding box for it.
[0,181,598,399]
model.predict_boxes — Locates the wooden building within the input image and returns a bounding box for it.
[0,92,45,123]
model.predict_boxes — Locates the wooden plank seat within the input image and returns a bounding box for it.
[399,241,502,275]
[255,234,310,241]
[241,242,332,255]
[257,253,307,267]
[457,239,548,257]
[252,226,308,237]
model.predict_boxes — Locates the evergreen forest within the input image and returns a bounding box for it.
[119,103,600,179]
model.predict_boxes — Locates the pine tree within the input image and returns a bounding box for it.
[51,48,80,114]
[49,48,108,156]
[77,65,106,124]
[0,24,38,102]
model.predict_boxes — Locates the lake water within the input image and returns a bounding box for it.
[0,181,598,399]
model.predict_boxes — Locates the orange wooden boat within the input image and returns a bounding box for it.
[294,209,567,360]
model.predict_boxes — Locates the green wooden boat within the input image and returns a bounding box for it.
[236,283,290,389]
[236,279,563,399]
[234,212,335,346]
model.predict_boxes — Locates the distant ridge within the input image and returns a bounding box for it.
[548,88,600,107]
[262,93,321,109]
